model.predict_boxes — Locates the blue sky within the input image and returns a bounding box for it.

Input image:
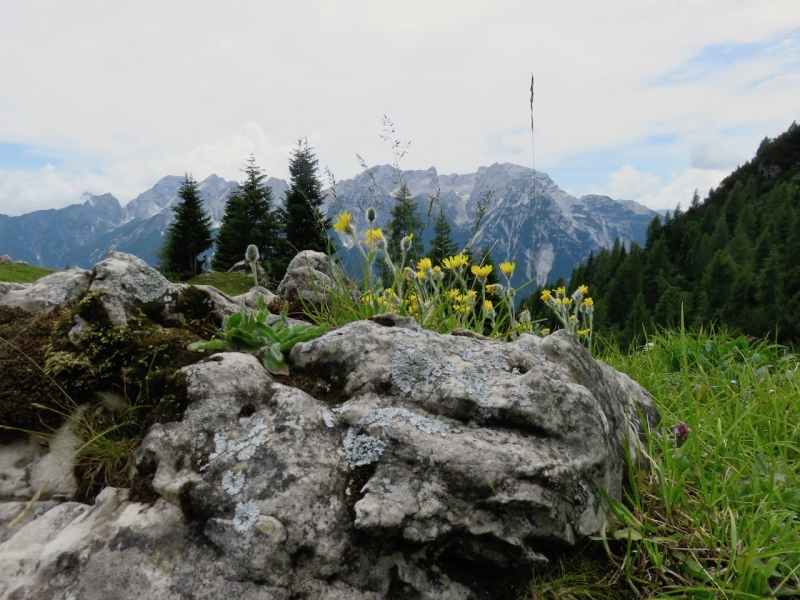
[0,1,798,216]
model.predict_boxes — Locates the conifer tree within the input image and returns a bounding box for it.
[159,173,213,279]
[427,209,458,265]
[386,181,424,266]
[213,156,285,277]
[283,139,331,265]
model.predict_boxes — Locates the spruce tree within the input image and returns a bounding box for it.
[427,209,458,266]
[159,173,213,279]
[386,181,424,266]
[213,156,285,277]
[283,139,331,268]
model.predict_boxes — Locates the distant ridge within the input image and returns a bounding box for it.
[0,164,658,284]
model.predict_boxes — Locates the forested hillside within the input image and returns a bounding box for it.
[523,122,800,347]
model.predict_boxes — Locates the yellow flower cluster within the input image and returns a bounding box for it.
[334,212,352,233]
[442,254,468,270]
[499,262,515,277]
[365,228,384,248]
[470,264,492,279]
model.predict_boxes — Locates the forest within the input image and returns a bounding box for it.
[523,122,800,348]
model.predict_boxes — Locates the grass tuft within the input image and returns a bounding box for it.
[0,263,56,283]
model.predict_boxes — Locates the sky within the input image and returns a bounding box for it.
[0,0,799,217]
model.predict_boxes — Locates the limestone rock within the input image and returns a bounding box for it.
[171,283,242,321]
[230,286,279,311]
[0,254,11,265]
[0,436,45,500]
[276,250,339,306]
[90,252,177,325]
[0,268,91,313]
[0,317,660,598]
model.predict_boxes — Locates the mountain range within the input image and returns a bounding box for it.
[0,164,658,285]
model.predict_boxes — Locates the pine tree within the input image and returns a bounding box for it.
[427,209,458,265]
[159,173,213,279]
[283,139,331,270]
[386,181,424,266]
[212,156,285,277]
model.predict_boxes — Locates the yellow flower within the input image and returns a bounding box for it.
[446,289,460,300]
[577,328,590,336]
[556,286,566,297]
[483,300,494,312]
[333,212,352,233]
[569,314,576,322]
[417,257,432,272]
[470,264,492,279]
[364,227,384,248]
[403,266,414,280]
[486,284,500,295]
[416,270,426,280]
[431,266,443,280]
[442,254,468,270]
[577,285,589,295]
[581,297,594,307]
[499,262,515,277]
[467,290,478,300]
[540,289,552,303]
[563,298,573,306]
[361,292,374,304]
[540,328,550,335]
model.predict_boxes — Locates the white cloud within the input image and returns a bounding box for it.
[686,124,748,170]
[601,164,729,211]
[0,0,799,215]
[608,165,662,200]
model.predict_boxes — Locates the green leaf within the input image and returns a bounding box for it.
[227,312,243,329]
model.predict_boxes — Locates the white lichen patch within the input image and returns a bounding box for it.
[512,384,533,407]
[391,339,455,394]
[232,500,260,533]
[358,407,453,438]
[321,409,335,428]
[208,433,228,461]
[222,469,245,495]
[342,428,386,468]
[203,420,269,467]
[331,405,351,415]
[459,367,494,405]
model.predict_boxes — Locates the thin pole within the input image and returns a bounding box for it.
[529,74,537,284]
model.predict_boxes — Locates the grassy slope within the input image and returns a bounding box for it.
[525,329,799,599]
[0,264,56,283]
[0,265,255,298]
[184,271,255,296]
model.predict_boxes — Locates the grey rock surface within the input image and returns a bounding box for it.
[0,254,12,265]
[230,286,279,311]
[90,251,177,325]
[277,251,337,307]
[0,268,91,314]
[0,317,659,599]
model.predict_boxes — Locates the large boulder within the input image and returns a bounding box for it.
[0,268,91,314]
[277,250,336,306]
[0,254,12,265]
[90,252,178,325]
[0,315,659,598]
[0,252,249,325]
